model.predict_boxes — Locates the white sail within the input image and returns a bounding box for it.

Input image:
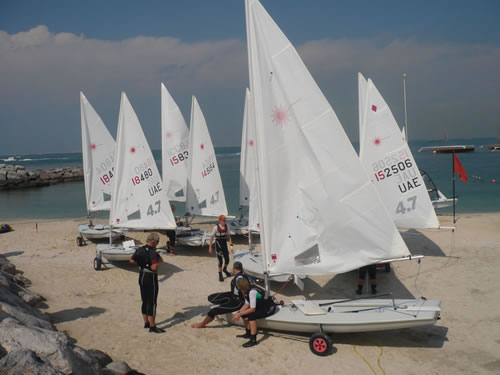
[161,83,190,202]
[240,89,260,231]
[185,96,228,217]
[110,92,176,230]
[245,0,409,276]
[359,78,439,229]
[358,73,368,158]
[80,92,116,212]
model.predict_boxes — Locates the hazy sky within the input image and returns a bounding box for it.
[1,0,499,154]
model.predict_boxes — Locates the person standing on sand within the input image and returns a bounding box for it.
[208,215,233,282]
[165,205,177,256]
[129,232,165,333]
[191,261,249,328]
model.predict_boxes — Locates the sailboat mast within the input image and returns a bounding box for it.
[403,73,409,141]
[245,0,270,296]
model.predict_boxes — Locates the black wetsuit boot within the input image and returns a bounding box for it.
[236,329,251,338]
[243,334,257,347]
[218,272,224,282]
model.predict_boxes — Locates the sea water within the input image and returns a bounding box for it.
[0,139,499,221]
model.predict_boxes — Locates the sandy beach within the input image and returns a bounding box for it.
[1,213,499,374]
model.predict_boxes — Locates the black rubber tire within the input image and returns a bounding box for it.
[77,236,84,247]
[385,263,391,273]
[309,333,332,356]
[93,257,102,271]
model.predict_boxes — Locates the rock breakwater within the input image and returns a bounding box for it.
[0,254,143,375]
[0,164,83,190]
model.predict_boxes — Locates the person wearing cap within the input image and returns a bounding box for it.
[191,261,249,328]
[129,232,165,333]
[209,214,233,282]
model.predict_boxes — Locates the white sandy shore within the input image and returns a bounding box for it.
[2,213,500,374]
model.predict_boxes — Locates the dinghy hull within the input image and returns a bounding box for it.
[233,248,296,282]
[96,243,136,262]
[224,298,440,333]
[78,224,122,240]
[176,229,211,247]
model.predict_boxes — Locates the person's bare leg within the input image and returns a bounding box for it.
[148,315,156,326]
[191,316,214,328]
[249,320,257,335]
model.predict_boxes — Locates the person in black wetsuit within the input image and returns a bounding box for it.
[208,215,233,282]
[191,261,249,328]
[165,205,177,256]
[356,264,377,295]
[129,232,165,333]
[232,278,276,347]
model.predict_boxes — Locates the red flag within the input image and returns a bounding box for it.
[453,153,468,182]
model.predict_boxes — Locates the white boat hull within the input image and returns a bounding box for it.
[78,224,122,240]
[96,243,136,262]
[432,198,456,209]
[176,229,211,247]
[223,298,440,334]
[227,217,249,236]
[233,248,295,282]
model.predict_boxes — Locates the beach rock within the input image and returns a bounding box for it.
[0,318,101,375]
[0,163,6,168]
[0,302,53,330]
[13,272,32,287]
[0,271,44,306]
[0,272,49,320]
[4,165,15,171]
[28,170,40,180]
[87,348,113,368]
[0,308,11,322]
[0,254,17,275]
[105,360,132,374]
[6,171,21,183]
[39,170,50,181]
[0,170,7,185]
[47,172,61,180]
[0,343,6,359]
[0,348,64,375]
[14,165,25,171]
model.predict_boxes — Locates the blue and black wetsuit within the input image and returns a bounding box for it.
[206,272,249,318]
[131,245,160,317]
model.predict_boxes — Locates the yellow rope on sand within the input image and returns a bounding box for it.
[353,342,386,375]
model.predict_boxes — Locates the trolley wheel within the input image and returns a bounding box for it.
[119,234,126,241]
[385,263,391,273]
[309,332,332,356]
[93,257,102,271]
[77,236,84,247]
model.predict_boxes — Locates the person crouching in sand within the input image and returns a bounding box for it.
[231,278,276,348]
[191,261,249,328]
